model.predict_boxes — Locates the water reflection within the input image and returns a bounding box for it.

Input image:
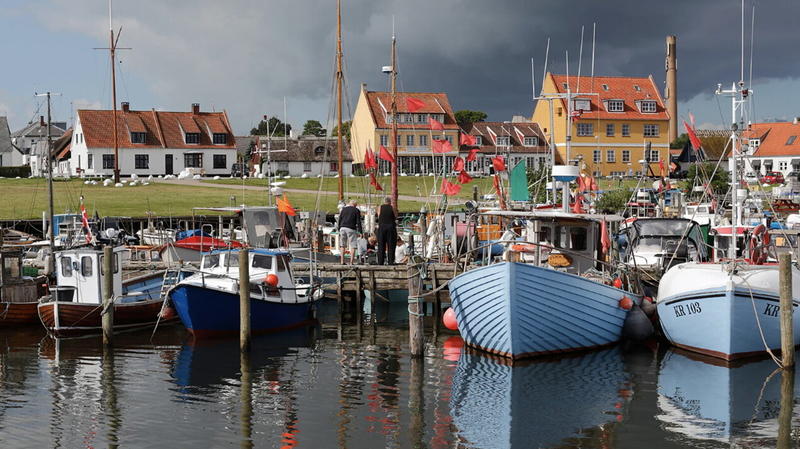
[450,347,630,449]
[657,349,800,447]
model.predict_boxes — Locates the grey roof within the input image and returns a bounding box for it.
[11,121,66,139]
[239,135,353,162]
[0,117,14,153]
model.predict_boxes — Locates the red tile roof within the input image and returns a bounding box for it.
[364,91,459,130]
[77,108,236,150]
[546,74,670,121]
[746,122,800,157]
[465,121,549,154]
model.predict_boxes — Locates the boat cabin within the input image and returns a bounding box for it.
[199,248,296,295]
[618,218,708,270]
[53,247,125,304]
[681,203,716,227]
[710,226,754,261]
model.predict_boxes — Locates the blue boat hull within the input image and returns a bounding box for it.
[448,262,637,359]
[171,284,314,337]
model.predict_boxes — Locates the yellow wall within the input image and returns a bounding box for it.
[350,89,375,163]
[531,74,670,176]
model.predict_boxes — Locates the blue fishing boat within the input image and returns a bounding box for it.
[449,209,644,359]
[170,249,320,337]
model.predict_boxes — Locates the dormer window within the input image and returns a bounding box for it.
[562,82,569,89]
[212,133,227,144]
[185,133,200,144]
[787,136,797,145]
[640,100,657,113]
[496,136,510,146]
[474,136,482,145]
[749,138,761,149]
[523,137,538,146]
[130,132,146,144]
[601,84,609,91]
[606,100,624,112]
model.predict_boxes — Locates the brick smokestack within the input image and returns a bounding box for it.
[121,102,130,113]
[665,35,678,143]
[191,103,200,114]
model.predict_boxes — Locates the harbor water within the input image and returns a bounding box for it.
[0,298,798,448]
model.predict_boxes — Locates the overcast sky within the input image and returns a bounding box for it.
[1,0,799,135]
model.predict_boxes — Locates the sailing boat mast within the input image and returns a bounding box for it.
[336,0,344,201]
[109,0,120,184]
[35,91,60,275]
[390,24,399,212]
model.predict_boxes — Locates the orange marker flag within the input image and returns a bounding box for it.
[277,194,297,216]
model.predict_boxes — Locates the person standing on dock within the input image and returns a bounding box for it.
[338,199,362,265]
[376,196,398,265]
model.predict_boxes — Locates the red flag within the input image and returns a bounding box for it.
[364,146,378,169]
[432,139,452,154]
[572,194,585,214]
[80,202,92,244]
[429,117,444,131]
[369,172,383,191]
[440,178,462,196]
[458,170,472,184]
[659,160,665,177]
[466,147,480,162]
[684,120,703,152]
[600,219,611,257]
[276,194,297,216]
[577,174,588,192]
[459,132,476,146]
[492,155,506,172]
[452,157,465,172]
[590,176,598,192]
[406,97,425,113]
[378,145,395,163]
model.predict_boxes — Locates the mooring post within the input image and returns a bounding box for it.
[779,253,794,368]
[355,268,363,340]
[778,364,795,449]
[239,248,251,352]
[407,262,424,357]
[431,266,441,338]
[102,245,114,346]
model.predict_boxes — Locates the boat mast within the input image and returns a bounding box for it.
[336,0,344,201]
[35,91,60,275]
[390,24,399,213]
[109,1,120,184]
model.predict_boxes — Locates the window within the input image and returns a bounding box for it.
[213,133,227,144]
[81,256,92,277]
[577,123,594,137]
[445,135,453,144]
[640,101,657,113]
[633,85,641,92]
[622,150,631,163]
[185,133,200,144]
[252,254,272,269]
[184,153,202,168]
[432,134,442,141]
[415,114,427,123]
[607,100,624,112]
[573,99,591,111]
[88,154,93,169]
[396,134,401,146]
[496,136,510,146]
[562,82,569,89]
[786,136,797,145]
[102,154,114,169]
[276,256,287,272]
[303,162,311,172]
[644,124,659,137]
[135,154,149,169]
[419,135,428,146]
[749,138,761,149]
[406,135,414,146]
[330,162,338,172]
[593,149,601,163]
[601,84,609,91]
[606,150,616,162]
[314,146,325,155]
[474,135,482,145]
[606,124,615,137]
[523,137,538,146]
[202,254,220,270]
[130,132,146,144]
[60,257,72,277]
[622,124,631,137]
[780,161,788,171]
[646,149,660,162]
[213,154,227,169]
[380,135,388,146]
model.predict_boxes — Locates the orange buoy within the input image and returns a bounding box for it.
[265,273,279,287]
[612,278,623,289]
[618,296,633,310]
[443,307,459,331]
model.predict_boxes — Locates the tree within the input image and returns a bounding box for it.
[302,120,327,137]
[251,116,292,137]
[596,189,633,215]
[671,133,689,149]
[681,162,730,195]
[331,120,352,143]
[455,110,488,128]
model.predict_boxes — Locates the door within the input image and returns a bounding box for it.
[165,155,173,175]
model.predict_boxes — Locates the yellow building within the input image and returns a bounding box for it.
[531,73,671,177]
[351,83,460,174]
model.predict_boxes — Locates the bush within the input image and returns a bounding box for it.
[596,188,633,214]
[0,166,31,178]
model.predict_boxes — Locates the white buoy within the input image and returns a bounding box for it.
[115,183,123,188]
[193,174,201,180]
[213,175,221,180]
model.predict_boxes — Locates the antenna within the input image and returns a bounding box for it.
[542,37,550,82]
[565,50,570,93]
[576,26,584,93]
[740,0,745,84]
[531,58,536,101]
[591,23,596,79]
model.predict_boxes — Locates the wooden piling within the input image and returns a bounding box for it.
[239,248,250,352]
[407,263,424,357]
[102,245,114,346]
[431,266,441,337]
[779,253,794,368]
[355,268,363,340]
[777,365,795,449]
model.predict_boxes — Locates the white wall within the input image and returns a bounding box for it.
[273,161,352,177]
[71,146,237,177]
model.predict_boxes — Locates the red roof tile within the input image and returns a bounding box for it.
[78,109,236,150]
[365,91,459,130]
[546,74,670,121]
[747,122,800,157]
[466,121,549,154]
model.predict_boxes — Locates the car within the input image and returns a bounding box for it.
[743,172,759,184]
[760,171,785,185]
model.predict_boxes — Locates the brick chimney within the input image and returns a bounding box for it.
[191,103,200,114]
[39,116,45,126]
[121,102,130,113]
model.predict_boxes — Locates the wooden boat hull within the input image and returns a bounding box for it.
[0,302,39,326]
[37,299,177,338]
[448,262,638,359]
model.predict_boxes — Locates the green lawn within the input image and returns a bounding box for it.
[0,178,425,219]
[206,175,497,199]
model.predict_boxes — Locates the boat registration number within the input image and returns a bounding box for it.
[673,302,702,318]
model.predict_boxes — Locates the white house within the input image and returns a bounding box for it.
[743,120,800,177]
[68,103,237,177]
[238,135,353,177]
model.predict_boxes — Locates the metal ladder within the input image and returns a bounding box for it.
[159,266,182,301]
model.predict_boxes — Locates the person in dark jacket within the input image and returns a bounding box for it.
[338,199,363,264]
[376,196,398,265]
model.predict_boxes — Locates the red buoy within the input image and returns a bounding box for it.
[265,273,279,287]
[612,278,623,289]
[443,307,459,331]
[618,296,633,310]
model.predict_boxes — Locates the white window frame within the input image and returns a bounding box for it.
[593,149,601,163]
[644,124,659,137]
[606,124,614,137]
[496,136,510,146]
[606,149,616,163]
[607,100,624,112]
[577,123,594,137]
[622,150,631,163]
[640,101,657,113]
[523,137,538,146]
[474,135,482,145]
[622,124,631,137]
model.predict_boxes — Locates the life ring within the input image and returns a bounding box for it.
[748,224,770,265]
